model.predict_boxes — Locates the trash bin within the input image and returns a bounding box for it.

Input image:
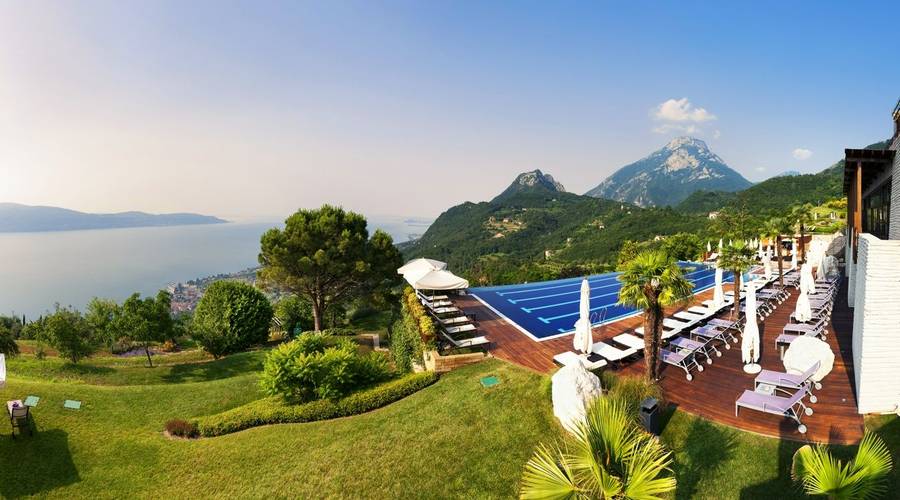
[639,397,660,435]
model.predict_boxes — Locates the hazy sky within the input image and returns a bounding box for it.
[1,1,897,219]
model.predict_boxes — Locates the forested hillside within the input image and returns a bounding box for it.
[677,139,890,215]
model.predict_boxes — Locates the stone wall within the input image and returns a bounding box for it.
[424,350,487,373]
[851,234,900,414]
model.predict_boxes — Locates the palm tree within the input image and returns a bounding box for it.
[763,217,794,288]
[792,203,815,264]
[718,241,755,319]
[617,250,693,381]
[791,432,893,499]
[521,397,676,499]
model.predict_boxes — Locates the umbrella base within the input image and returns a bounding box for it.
[743,363,762,374]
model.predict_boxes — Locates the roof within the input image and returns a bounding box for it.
[843,148,895,194]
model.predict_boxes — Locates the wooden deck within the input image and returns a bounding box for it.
[455,278,864,445]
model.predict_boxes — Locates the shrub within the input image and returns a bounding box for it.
[0,323,19,357]
[165,419,198,438]
[195,371,438,437]
[192,281,274,358]
[390,287,432,372]
[259,335,391,403]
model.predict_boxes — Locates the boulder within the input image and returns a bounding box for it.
[551,359,603,433]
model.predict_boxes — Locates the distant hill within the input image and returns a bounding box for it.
[491,169,565,203]
[676,139,891,215]
[402,171,705,275]
[0,203,227,232]
[585,137,752,207]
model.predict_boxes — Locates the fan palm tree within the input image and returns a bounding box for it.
[791,203,815,264]
[617,250,693,381]
[763,217,794,288]
[521,397,676,499]
[791,431,893,499]
[718,241,755,319]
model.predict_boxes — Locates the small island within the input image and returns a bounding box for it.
[0,203,227,232]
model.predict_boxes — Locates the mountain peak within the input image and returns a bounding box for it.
[665,136,708,151]
[492,169,566,203]
[584,138,751,207]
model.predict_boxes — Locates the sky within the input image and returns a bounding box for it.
[1,1,897,220]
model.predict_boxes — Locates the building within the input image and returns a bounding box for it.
[843,98,900,414]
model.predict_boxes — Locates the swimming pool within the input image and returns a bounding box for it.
[469,262,735,341]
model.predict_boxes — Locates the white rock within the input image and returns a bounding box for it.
[551,359,603,433]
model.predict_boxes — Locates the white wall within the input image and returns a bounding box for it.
[852,234,900,414]
[889,134,900,239]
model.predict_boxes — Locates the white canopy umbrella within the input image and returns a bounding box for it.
[783,336,834,384]
[409,269,470,290]
[0,353,5,390]
[741,283,761,373]
[397,257,446,276]
[713,267,725,308]
[572,278,593,354]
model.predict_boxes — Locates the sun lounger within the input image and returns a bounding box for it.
[735,387,813,434]
[553,351,608,371]
[612,333,644,351]
[669,336,717,364]
[440,316,471,326]
[707,318,742,333]
[660,346,704,381]
[634,326,681,340]
[431,306,460,315]
[663,317,693,329]
[7,400,30,438]
[783,316,828,336]
[755,361,822,402]
[687,305,717,316]
[674,311,709,323]
[441,331,490,351]
[424,299,453,308]
[690,325,732,351]
[443,324,476,335]
[591,341,638,366]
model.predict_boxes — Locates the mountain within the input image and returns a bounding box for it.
[775,170,801,177]
[585,137,752,207]
[491,169,565,203]
[402,172,705,283]
[676,139,892,215]
[0,203,227,232]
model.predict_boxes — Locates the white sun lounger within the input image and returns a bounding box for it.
[634,326,681,340]
[613,333,645,351]
[553,351,608,371]
[440,316,471,326]
[431,306,460,315]
[443,324,476,335]
[674,310,709,323]
[440,331,489,350]
[591,341,638,365]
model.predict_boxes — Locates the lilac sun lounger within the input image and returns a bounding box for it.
[690,326,731,352]
[735,387,813,434]
[755,361,823,402]
[670,336,717,365]
[660,347,704,381]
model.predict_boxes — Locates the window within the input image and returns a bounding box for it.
[862,178,891,239]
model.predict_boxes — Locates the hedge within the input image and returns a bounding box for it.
[193,371,438,437]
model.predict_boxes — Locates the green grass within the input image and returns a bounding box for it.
[6,349,269,385]
[2,349,899,499]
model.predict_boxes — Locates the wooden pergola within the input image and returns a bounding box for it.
[843,148,895,261]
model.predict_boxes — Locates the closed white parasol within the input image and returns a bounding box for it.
[572,278,593,354]
[794,285,813,323]
[762,252,772,281]
[741,283,761,373]
[0,353,5,389]
[713,267,725,308]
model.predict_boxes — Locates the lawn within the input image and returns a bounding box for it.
[2,351,898,499]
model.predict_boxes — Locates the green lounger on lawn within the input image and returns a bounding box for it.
[24,396,40,407]
[480,376,500,388]
[63,400,82,410]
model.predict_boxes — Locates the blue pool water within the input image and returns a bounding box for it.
[469,262,736,341]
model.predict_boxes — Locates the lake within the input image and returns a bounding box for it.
[0,215,431,318]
